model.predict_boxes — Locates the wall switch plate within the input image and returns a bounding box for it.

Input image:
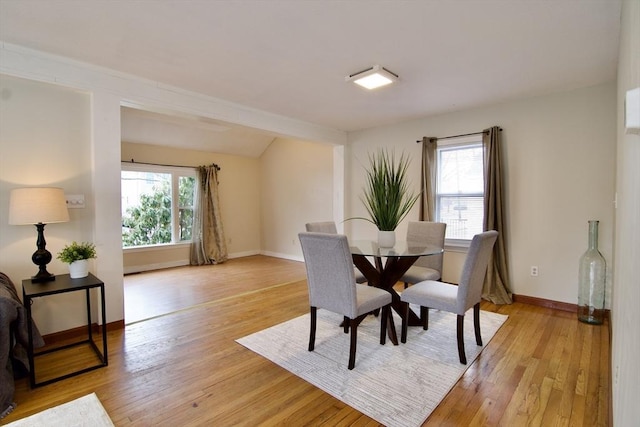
[625,87,639,134]
[66,194,85,209]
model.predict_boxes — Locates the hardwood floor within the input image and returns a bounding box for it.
[6,255,609,426]
[124,255,308,323]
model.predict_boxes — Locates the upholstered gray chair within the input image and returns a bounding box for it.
[401,221,446,288]
[305,222,367,284]
[400,230,498,364]
[305,221,338,234]
[299,232,392,370]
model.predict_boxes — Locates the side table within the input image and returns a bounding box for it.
[22,272,108,387]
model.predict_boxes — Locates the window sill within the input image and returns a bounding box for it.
[123,242,191,253]
[444,239,470,253]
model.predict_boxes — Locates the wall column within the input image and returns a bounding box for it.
[91,91,124,324]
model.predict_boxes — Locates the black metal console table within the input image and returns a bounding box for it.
[22,272,108,387]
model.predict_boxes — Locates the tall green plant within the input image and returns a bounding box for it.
[356,149,419,231]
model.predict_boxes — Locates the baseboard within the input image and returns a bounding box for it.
[512,294,611,323]
[512,294,577,312]
[261,250,304,263]
[124,260,189,275]
[41,320,124,347]
[123,250,262,274]
[229,250,261,259]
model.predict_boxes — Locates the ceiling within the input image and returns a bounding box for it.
[0,0,622,154]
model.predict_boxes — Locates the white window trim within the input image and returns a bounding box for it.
[121,162,196,248]
[435,135,484,249]
[122,241,191,253]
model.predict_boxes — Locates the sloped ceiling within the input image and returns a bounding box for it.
[120,107,277,158]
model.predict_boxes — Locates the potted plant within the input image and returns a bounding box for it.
[57,241,97,279]
[353,149,420,247]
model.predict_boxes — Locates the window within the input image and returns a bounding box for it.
[435,137,484,244]
[121,163,196,248]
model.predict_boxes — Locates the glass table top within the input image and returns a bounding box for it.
[349,240,443,257]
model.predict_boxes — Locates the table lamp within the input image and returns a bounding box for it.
[9,187,70,282]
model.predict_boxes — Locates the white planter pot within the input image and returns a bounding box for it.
[68,259,89,279]
[378,230,396,248]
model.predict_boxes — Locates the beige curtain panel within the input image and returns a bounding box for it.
[419,137,437,221]
[190,165,228,265]
[482,126,512,304]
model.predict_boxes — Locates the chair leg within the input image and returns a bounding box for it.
[420,306,429,330]
[404,282,409,289]
[401,302,408,343]
[473,303,482,346]
[343,316,349,333]
[457,314,467,364]
[348,318,358,370]
[380,305,388,345]
[308,307,317,351]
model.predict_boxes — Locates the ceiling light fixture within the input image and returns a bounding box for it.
[346,65,398,90]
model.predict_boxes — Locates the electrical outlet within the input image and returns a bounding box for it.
[530,266,539,277]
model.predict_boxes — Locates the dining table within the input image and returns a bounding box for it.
[349,239,444,345]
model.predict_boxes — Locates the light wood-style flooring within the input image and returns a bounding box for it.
[6,255,609,426]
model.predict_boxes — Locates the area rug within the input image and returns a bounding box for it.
[237,307,507,427]
[5,393,114,427]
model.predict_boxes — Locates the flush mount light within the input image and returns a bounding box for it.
[346,65,398,90]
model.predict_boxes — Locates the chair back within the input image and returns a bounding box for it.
[456,230,498,313]
[406,221,446,272]
[305,221,338,234]
[298,232,358,318]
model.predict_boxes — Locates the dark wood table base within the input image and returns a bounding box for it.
[352,254,422,344]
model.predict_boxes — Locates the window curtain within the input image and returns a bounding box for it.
[419,137,437,221]
[190,165,228,265]
[482,126,512,304]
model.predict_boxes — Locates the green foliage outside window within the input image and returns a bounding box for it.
[122,176,195,247]
[122,181,172,246]
[178,176,195,241]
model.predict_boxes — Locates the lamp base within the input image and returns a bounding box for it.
[31,271,56,283]
[31,228,55,283]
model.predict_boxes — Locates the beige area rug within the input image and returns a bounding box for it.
[6,393,113,427]
[237,307,508,427]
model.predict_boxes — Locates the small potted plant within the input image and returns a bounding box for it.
[351,149,420,247]
[57,241,97,279]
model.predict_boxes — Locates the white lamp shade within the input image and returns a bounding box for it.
[8,187,70,225]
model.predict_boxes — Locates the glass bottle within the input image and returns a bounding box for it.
[577,220,606,324]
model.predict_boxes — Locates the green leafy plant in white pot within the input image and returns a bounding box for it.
[57,241,97,279]
[352,149,420,247]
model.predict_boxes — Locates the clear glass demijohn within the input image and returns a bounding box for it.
[577,220,606,325]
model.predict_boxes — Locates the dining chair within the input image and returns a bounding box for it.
[298,232,392,370]
[400,221,446,288]
[305,222,367,284]
[400,230,498,364]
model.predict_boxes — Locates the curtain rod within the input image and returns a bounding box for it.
[123,159,221,171]
[415,128,502,143]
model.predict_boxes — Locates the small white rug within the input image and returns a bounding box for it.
[237,308,507,427]
[6,393,113,427]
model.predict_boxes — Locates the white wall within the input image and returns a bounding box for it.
[347,83,617,305]
[612,1,640,425]
[0,75,96,334]
[260,137,334,260]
